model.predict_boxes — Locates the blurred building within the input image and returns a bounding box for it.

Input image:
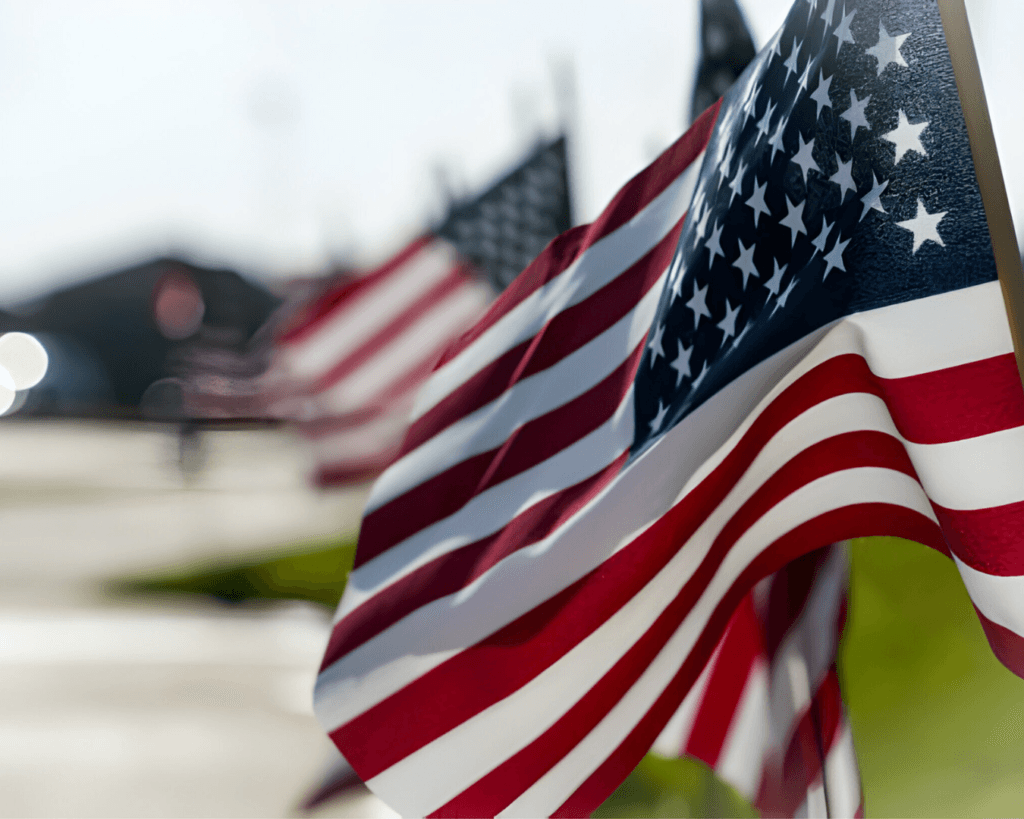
[0,257,280,420]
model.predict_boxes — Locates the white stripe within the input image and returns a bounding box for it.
[952,556,1024,637]
[495,468,931,817]
[314,281,490,415]
[823,720,862,818]
[715,661,770,800]
[280,241,456,382]
[905,424,1024,511]
[412,157,703,421]
[842,280,1013,377]
[366,267,666,515]
[339,389,633,619]
[650,643,720,758]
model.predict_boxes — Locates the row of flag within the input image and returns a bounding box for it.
[209,0,1023,815]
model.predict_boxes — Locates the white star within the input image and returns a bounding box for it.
[717,299,741,340]
[691,361,710,392]
[756,100,777,142]
[647,322,666,365]
[820,0,836,26]
[896,199,947,253]
[807,0,817,23]
[840,89,871,134]
[687,281,712,325]
[768,33,782,61]
[720,142,735,184]
[732,239,759,289]
[791,134,820,184]
[882,109,929,164]
[692,200,711,246]
[706,221,725,266]
[669,339,692,386]
[830,153,857,200]
[833,7,856,52]
[650,400,669,434]
[811,217,834,254]
[669,258,685,302]
[768,115,788,162]
[745,178,772,227]
[730,320,752,350]
[742,83,762,123]
[764,259,788,296]
[859,172,889,220]
[783,38,802,81]
[867,22,910,76]
[728,159,747,205]
[780,196,808,246]
[823,234,851,280]
[810,70,833,119]
[798,59,813,94]
[773,277,799,315]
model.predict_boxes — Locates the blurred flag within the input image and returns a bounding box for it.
[653,543,861,817]
[690,0,757,124]
[313,0,1024,816]
[262,136,572,486]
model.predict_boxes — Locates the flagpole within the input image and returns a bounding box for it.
[937,0,1024,390]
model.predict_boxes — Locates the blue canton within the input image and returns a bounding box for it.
[632,0,998,457]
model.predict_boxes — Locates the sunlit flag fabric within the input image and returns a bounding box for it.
[313,0,1024,815]
[261,137,571,486]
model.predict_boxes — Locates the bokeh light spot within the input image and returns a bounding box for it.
[0,333,49,390]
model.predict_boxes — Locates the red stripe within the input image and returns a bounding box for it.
[554,503,943,818]
[973,605,1024,679]
[308,266,474,395]
[355,344,645,568]
[279,236,432,345]
[932,498,1024,576]
[683,595,762,766]
[401,217,681,458]
[878,353,1024,444]
[321,455,627,670]
[335,429,921,780]
[434,101,721,369]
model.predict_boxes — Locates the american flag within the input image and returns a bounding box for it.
[261,136,572,486]
[313,0,1024,815]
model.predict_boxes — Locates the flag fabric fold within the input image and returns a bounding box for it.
[313,0,1024,815]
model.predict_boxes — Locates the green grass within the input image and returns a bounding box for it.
[109,536,356,608]
[114,535,1024,817]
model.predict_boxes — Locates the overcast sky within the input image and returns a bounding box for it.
[0,0,1012,303]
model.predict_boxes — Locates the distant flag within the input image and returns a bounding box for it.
[260,136,572,486]
[653,543,862,817]
[690,0,757,125]
[312,0,1024,815]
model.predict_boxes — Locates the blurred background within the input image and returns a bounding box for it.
[1,0,1023,816]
